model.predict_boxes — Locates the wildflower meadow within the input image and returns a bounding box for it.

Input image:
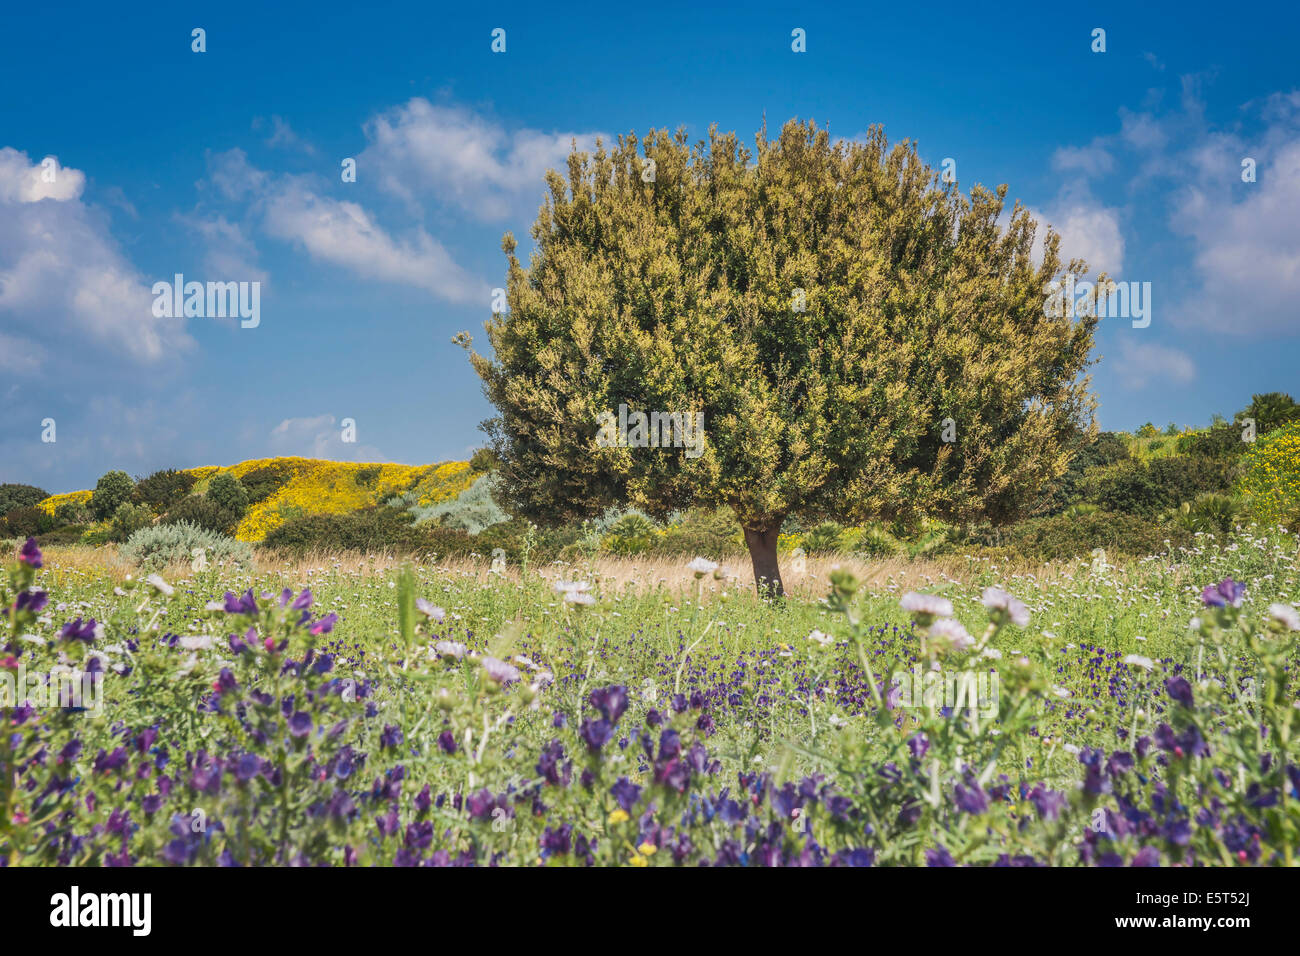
[4,520,1299,871]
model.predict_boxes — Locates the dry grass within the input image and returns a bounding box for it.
[35,543,1082,601]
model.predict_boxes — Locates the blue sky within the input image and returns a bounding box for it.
[2,0,1297,493]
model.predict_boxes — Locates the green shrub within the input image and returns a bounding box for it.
[1177,425,1247,459]
[90,470,135,520]
[2,506,51,538]
[163,496,241,535]
[0,484,49,515]
[53,499,92,525]
[1147,456,1238,504]
[850,522,903,559]
[1036,432,1129,515]
[1002,510,1187,561]
[120,521,253,571]
[469,447,499,472]
[206,472,249,517]
[651,508,744,557]
[239,462,298,504]
[133,469,197,510]
[414,473,507,534]
[109,502,154,543]
[261,507,475,558]
[1164,493,1244,536]
[1093,456,1236,517]
[802,521,847,555]
[602,513,658,556]
[28,526,91,547]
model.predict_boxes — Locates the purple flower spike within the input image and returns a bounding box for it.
[288,712,313,737]
[1165,675,1194,709]
[16,590,48,614]
[223,589,259,615]
[588,685,630,724]
[1201,577,1246,608]
[18,537,43,569]
[59,617,99,644]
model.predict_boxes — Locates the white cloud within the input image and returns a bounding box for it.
[204,149,485,303]
[1120,108,1170,152]
[263,178,485,302]
[1028,190,1126,277]
[0,147,193,371]
[255,115,316,155]
[1113,341,1197,389]
[1164,92,1300,335]
[1051,142,1115,177]
[0,330,47,373]
[359,99,606,219]
[178,213,269,287]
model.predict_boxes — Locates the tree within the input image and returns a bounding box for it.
[462,120,1100,595]
[1241,392,1300,435]
[0,484,49,515]
[206,472,249,517]
[90,470,135,521]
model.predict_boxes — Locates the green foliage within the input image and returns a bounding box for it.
[469,447,499,472]
[109,502,154,543]
[850,522,903,558]
[206,472,250,517]
[2,505,52,538]
[1242,391,1300,435]
[602,512,658,556]
[651,507,744,557]
[1164,493,1244,536]
[239,462,298,504]
[1037,431,1129,515]
[1177,425,1248,459]
[1094,456,1237,517]
[120,520,253,571]
[0,484,49,515]
[261,507,475,558]
[476,517,583,564]
[999,510,1188,561]
[163,496,241,535]
[413,473,507,535]
[803,521,847,555]
[90,470,135,520]
[466,118,1100,593]
[132,469,197,511]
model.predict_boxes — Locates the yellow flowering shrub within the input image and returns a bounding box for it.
[223,458,477,542]
[29,458,480,543]
[35,490,93,517]
[1237,421,1300,527]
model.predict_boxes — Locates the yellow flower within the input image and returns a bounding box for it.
[608,808,629,825]
[628,854,648,867]
[637,841,657,856]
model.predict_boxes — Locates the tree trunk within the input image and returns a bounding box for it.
[743,524,785,598]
